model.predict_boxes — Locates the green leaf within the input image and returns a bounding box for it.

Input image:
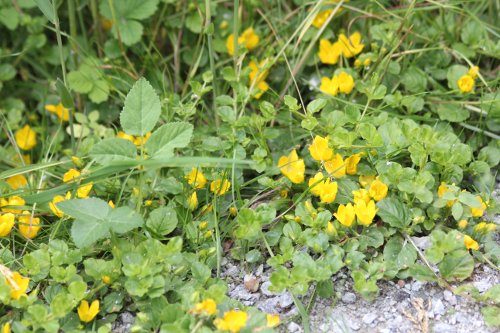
[70,214,110,248]
[438,250,474,282]
[90,138,137,163]
[401,66,427,93]
[376,197,411,229]
[67,70,93,93]
[57,198,111,222]
[55,79,74,110]
[481,306,500,327]
[34,0,55,24]
[120,77,162,136]
[0,8,19,30]
[107,206,144,234]
[145,122,193,158]
[461,20,485,46]
[146,207,178,236]
[397,243,417,269]
[0,64,16,81]
[436,104,469,122]
[88,79,110,103]
[116,20,143,46]
[307,98,327,114]
[457,192,481,208]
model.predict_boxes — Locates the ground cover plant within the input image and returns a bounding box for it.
[0,0,499,332]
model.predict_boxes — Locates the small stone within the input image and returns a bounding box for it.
[349,321,361,331]
[432,299,445,316]
[411,281,423,292]
[287,322,302,333]
[341,292,357,304]
[244,274,260,293]
[397,280,405,288]
[411,236,431,250]
[362,313,377,324]
[279,293,294,308]
[473,279,492,293]
[260,281,278,297]
[443,290,457,305]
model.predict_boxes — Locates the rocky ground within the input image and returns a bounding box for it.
[111,184,499,332]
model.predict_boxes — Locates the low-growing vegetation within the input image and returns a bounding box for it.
[0,0,499,332]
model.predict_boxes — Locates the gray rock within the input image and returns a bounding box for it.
[256,297,280,314]
[443,290,457,305]
[112,312,135,333]
[228,284,259,302]
[473,279,492,293]
[287,322,302,333]
[432,298,446,316]
[411,281,424,292]
[411,236,431,250]
[362,313,378,324]
[349,320,361,331]
[260,281,278,297]
[341,292,357,304]
[279,293,294,308]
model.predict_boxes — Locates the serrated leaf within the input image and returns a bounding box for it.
[146,207,178,236]
[376,197,411,229]
[438,250,474,282]
[145,122,193,158]
[70,215,110,248]
[107,206,144,234]
[120,78,161,136]
[57,198,111,222]
[91,138,137,163]
[116,20,143,46]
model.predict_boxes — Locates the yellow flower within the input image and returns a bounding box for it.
[324,154,346,178]
[437,182,455,207]
[320,75,339,96]
[326,221,336,236]
[133,132,151,147]
[278,149,305,184]
[45,103,70,122]
[190,299,217,316]
[6,174,28,190]
[470,196,486,217]
[486,223,497,232]
[280,189,288,198]
[368,179,388,201]
[204,230,213,239]
[457,74,474,93]
[219,20,228,30]
[312,9,333,28]
[309,135,333,161]
[352,189,370,204]
[6,272,29,300]
[1,196,25,214]
[474,222,487,233]
[363,58,371,67]
[102,275,111,284]
[117,131,135,143]
[229,206,238,216]
[334,203,355,227]
[345,153,361,175]
[337,32,364,58]
[226,28,259,56]
[468,66,479,79]
[14,125,37,150]
[457,219,468,229]
[0,213,15,237]
[63,168,93,198]
[359,175,376,188]
[354,199,377,226]
[463,235,479,251]
[318,39,341,65]
[210,179,231,196]
[108,200,115,208]
[49,192,71,218]
[213,310,248,333]
[185,168,207,189]
[253,80,269,99]
[78,300,99,323]
[354,59,362,68]
[101,17,113,30]
[199,221,208,230]
[337,71,355,94]
[145,200,153,206]
[319,179,338,204]
[309,172,326,197]
[18,211,41,239]
[266,314,280,328]
[188,192,198,210]
[2,322,10,333]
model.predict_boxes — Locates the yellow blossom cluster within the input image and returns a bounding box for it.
[117,131,151,147]
[0,196,41,239]
[437,182,487,217]
[318,32,364,65]
[320,71,355,96]
[248,59,270,99]
[457,66,479,93]
[184,168,231,211]
[226,27,259,56]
